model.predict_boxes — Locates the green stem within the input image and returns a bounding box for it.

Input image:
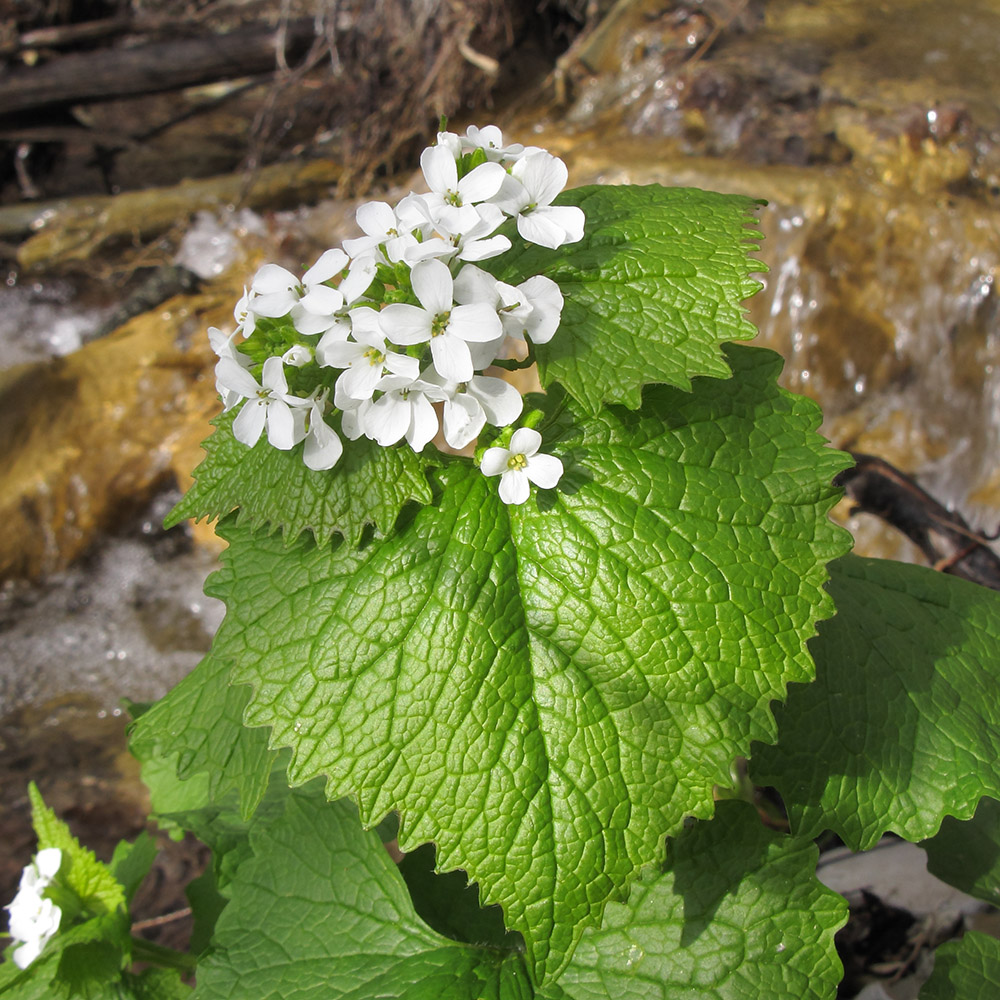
[489,357,536,371]
[130,936,198,972]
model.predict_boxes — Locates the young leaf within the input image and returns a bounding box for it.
[922,797,1000,907]
[208,345,849,982]
[537,801,846,1000]
[751,556,1000,849]
[486,184,764,414]
[165,409,436,545]
[920,931,1000,999]
[197,789,532,1000]
[29,784,125,918]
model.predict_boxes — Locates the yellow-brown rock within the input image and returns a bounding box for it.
[0,281,238,581]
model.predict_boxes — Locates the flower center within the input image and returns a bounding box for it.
[446,189,462,207]
[507,452,528,471]
[363,346,386,367]
[431,311,451,337]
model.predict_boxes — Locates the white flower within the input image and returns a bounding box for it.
[289,389,343,471]
[319,308,419,402]
[363,374,444,452]
[243,262,301,318]
[481,427,563,505]
[208,326,254,409]
[308,255,379,349]
[420,144,507,213]
[281,344,313,367]
[289,249,348,335]
[461,125,530,161]
[422,369,523,449]
[215,356,304,450]
[405,203,510,264]
[379,258,502,382]
[491,151,585,250]
[504,275,565,345]
[5,848,62,969]
[343,196,429,263]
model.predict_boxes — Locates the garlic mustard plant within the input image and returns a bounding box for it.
[8,123,1000,1000]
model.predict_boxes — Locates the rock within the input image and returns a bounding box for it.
[0,278,238,580]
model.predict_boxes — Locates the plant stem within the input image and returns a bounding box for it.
[130,936,197,971]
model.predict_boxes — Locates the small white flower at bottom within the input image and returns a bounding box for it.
[481,428,563,505]
[5,848,62,969]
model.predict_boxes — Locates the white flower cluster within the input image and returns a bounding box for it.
[210,125,583,504]
[4,848,62,969]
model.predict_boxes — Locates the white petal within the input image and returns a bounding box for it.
[512,152,567,206]
[251,263,298,294]
[453,264,497,305]
[340,256,377,303]
[304,420,343,470]
[406,395,440,452]
[469,334,506,369]
[442,394,485,449]
[261,356,289,394]
[366,394,410,446]
[233,399,267,446]
[430,334,473,382]
[480,446,510,477]
[499,469,530,505]
[265,400,299,450]
[303,248,348,286]
[421,143,458,195]
[404,237,453,263]
[526,453,563,489]
[489,172,530,215]
[341,358,383,401]
[350,306,383,342]
[34,850,61,880]
[251,289,298,317]
[410,258,453,315]
[298,284,343,315]
[449,302,503,343]
[384,350,421,381]
[318,338,362,369]
[380,303,432,344]
[467,376,523,426]
[457,161,506,203]
[356,201,396,238]
[215,357,260,399]
[509,426,542,457]
[520,274,564,343]
[459,235,511,261]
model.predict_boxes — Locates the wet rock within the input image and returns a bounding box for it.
[0,277,236,580]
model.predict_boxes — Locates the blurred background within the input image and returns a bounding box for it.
[1,1,998,993]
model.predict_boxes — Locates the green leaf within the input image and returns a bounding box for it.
[121,967,192,1000]
[486,184,763,414]
[209,344,849,982]
[538,800,846,1000]
[922,797,1000,907]
[29,785,125,918]
[751,556,1000,849]
[128,648,276,820]
[920,931,1000,999]
[164,409,437,545]
[197,788,532,1000]
[108,833,157,905]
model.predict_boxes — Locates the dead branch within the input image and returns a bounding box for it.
[835,453,1000,591]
